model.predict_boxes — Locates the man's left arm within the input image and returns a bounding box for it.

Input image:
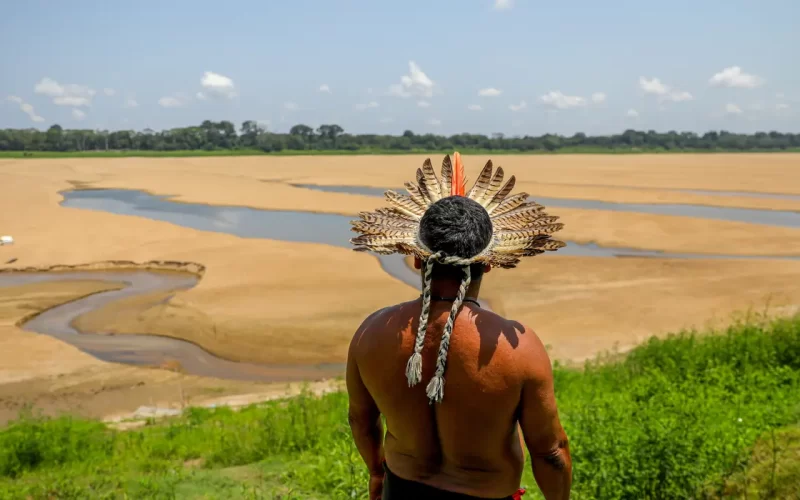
[346,336,385,497]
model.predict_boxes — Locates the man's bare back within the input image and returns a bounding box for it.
[347,297,572,499]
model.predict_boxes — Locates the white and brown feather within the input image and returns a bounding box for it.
[466,161,494,200]
[476,167,505,206]
[440,155,453,195]
[485,176,516,213]
[421,159,442,201]
[384,190,425,218]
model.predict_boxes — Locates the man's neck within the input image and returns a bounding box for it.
[427,279,482,302]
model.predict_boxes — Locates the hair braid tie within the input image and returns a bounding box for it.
[405,252,441,386]
[426,265,471,404]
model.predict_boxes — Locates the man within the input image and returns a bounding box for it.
[347,154,572,499]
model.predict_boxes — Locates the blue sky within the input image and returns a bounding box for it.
[1,0,797,135]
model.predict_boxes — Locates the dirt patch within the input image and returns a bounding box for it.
[481,256,800,362]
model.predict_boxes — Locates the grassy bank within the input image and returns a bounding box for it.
[3,148,800,159]
[2,315,799,499]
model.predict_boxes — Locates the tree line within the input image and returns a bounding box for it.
[2,120,799,153]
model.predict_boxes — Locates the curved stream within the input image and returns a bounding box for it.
[1,185,799,382]
[3,271,342,381]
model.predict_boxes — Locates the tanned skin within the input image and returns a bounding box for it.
[347,260,572,500]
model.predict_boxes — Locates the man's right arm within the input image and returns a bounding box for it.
[518,330,572,500]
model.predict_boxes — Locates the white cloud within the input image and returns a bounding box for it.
[591,92,607,104]
[638,77,693,102]
[379,117,394,124]
[158,94,189,108]
[158,97,182,108]
[468,104,482,111]
[7,95,44,122]
[428,118,441,126]
[33,78,61,96]
[103,88,116,96]
[417,100,430,108]
[509,100,527,112]
[626,108,639,117]
[21,104,45,122]
[34,77,95,107]
[478,87,502,97]
[319,84,331,93]
[725,103,743,114]
[72,108,86,120]
[776,92,785,99]
[55,96,92,106]
[388,61,436,98]
[709,66,764,89]
[200,71,236,99]
[668,91,693,102]
[639,77,669,95]
[540,91,586,109]
[284,101,298,110]
[493,0,513,10]
[355,101,380,110]
[196,92,207,100]
[776,103,790,110]
[124,97,139,108]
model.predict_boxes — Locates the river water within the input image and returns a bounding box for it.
[292,184,800,229]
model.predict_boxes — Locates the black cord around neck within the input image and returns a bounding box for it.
[424,294,481,307]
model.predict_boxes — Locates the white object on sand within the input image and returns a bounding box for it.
[131,406,183,419]
[0,236,13,246]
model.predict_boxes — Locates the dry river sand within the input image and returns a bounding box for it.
[1,153,799,421]
[0,280,340,425]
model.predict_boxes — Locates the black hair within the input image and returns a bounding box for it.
[418,196,493,281]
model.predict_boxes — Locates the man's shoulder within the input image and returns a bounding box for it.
[496,316,552,380]
[477,310,548,362]
[473,307,537,338]
[360,299,417,326]
[352,300,417,339]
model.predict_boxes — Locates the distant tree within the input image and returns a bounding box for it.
[1,121,798,154]
[289,124,314,137]
[240,120,265,148]
[316,124,344,148]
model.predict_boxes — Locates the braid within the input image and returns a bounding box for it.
[406,251,478,402]
[405,252,441,386]
[426,265,471,404]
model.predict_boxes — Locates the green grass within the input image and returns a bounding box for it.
[720,424,800,498]
[2,315,799,499]
[3,147,800,159]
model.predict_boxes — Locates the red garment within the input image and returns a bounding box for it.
[512,488,526,499]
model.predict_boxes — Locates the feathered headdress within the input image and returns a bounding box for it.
[350,153,566,403]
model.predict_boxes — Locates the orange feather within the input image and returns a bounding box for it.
[452,151,465,196]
